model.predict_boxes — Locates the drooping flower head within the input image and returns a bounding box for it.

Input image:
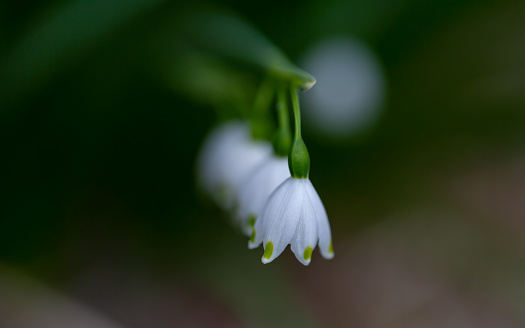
[197,121,271,209]
[249,177,333,265]
[235,86,292,235]
[248,87,334,265]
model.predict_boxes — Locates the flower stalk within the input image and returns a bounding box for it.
[272,86,292,157]
[288,87,310,179]
[251,78,275,141]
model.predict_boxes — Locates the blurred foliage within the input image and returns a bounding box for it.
[1,0,525,327]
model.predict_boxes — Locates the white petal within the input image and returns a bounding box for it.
[305,179,334,259]
[259,178,304,264]
[197,121,245,196]
[236,156,290,235]
[290,182,319,265]
[226,138,272,198]
[196,121,271,209]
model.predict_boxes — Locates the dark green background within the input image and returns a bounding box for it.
[1,1,524,327]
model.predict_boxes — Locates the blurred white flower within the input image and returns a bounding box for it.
[300,37,386,137]
[249,177,334,265]
[236,155,290,236]
[197,121,272,209]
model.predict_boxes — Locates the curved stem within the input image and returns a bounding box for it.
[272,85,292,157]
[186,12,316,90]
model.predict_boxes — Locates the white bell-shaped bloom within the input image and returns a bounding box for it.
[249,177,334,265]
[197,121,272,209]
[236,155,290,236]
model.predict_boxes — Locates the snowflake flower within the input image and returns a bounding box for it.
[249,177,334,265]
[197,121,271,209]
[236,155,290,235]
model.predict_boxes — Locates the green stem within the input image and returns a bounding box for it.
[252,78,274,117]
[277,87,290,133]
[272,86,291,157]
[289,87,301,139]
[288,86,310,178]
[251,78,274,140]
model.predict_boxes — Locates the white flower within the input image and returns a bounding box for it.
[197,121,272,209]
[236,155,290,235]
[249,177,334,265]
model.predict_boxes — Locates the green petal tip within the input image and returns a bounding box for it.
[263,241,274,260]
[303,246,313,261]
